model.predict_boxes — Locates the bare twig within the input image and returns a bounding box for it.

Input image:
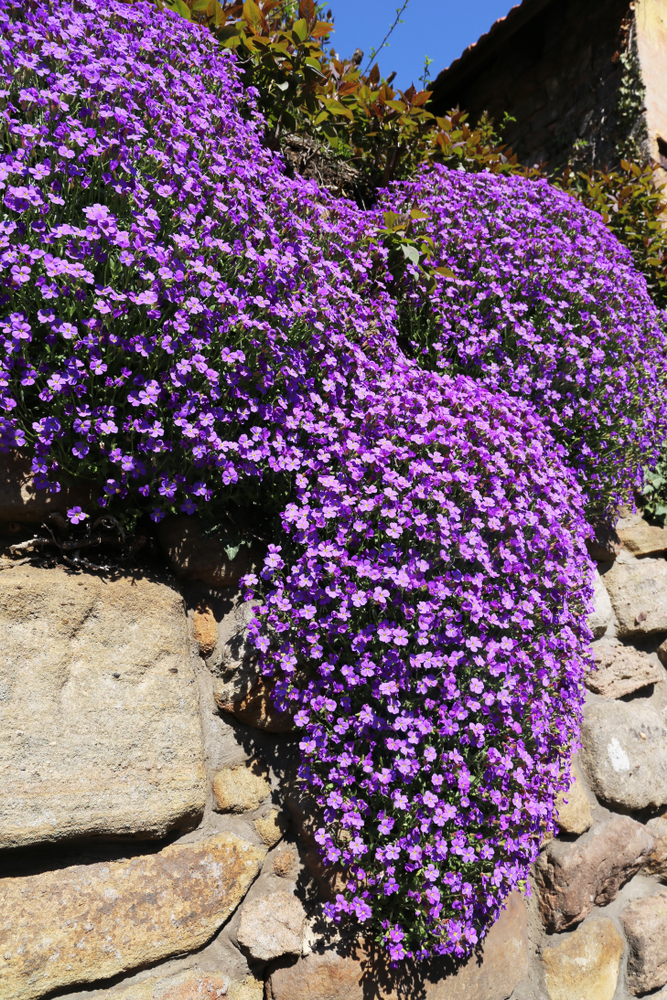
[361,0,412,78]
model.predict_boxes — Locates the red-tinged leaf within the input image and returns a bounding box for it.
[338,80,359,97]
[299,0,315,21]
[311,20,333,38]
[411,90,431,107]
[367,64,380,87]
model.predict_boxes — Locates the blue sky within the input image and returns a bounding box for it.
[324,0,518,91]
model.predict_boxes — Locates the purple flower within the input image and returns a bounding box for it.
[67,506,87,524]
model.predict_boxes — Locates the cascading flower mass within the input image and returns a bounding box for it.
[2,0,662,964]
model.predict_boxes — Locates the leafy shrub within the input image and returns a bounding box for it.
[245,365,592,960]
[379,166,667,516]
[0,0,604,965]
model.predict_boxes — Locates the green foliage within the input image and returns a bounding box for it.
[158,0,528,188]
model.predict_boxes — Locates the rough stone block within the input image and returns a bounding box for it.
[541,918,624,1000]
[622,890,667,995]
[88,970,264,1000]
[0,564,206,848]
[645,816,667,877]
[237,890,306,962]
[0,833,266,1000]
[533,815,655,932]
[600,555,667,637]
[588,569,614,638]
[618,520,667,557]
[554,764,592,835]
[586,645,661,698]
[212,759,271,814]
[215,675,294,733]
[580,698,667,811]
[255,809,289,847]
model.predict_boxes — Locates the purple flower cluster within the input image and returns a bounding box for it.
[0,0,396,520]
[379,166,667,514]
[246,364,592,960]
[0,0,615,963]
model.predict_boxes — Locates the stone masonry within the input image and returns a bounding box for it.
[4,469,667,999]
[430,0,667,177]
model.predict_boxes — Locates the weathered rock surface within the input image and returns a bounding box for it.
[0,564,206,848]
[237,890,306,962]
[192,603,218,657]
[622,890,667,995]
[645,815,667,877]
[212,759,271,814]
[0,451,92,524]
[216,675,294,733]
[0,833,266,1000]
[256,809,288,847]
[554,765,592,835]
[586,644,661,698]
[273,846,297,877]
[580,698,667,810]
[89,970,264,1000]
[266,892,528,1000]
[541,918,624,1000]
[533,815,655,932]
[159,516,257,587]
[618,519,667,557]
[601,554,667,637]
[588,569,614,638]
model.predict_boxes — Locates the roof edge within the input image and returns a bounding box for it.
[431,0,557,101]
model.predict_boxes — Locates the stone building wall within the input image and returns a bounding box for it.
[3,457,667,999]
[429,0,667,174]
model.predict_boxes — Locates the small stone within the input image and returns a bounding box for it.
[534,815,655,932]
[158,515,257,588]
[541,918,624,1000]
[622,891,667,994]
[193,603,218,657]
[554,765,592,835]
[618,519,667,557]
[237,891,305,962]
[645,816,667,877]
[216,675,294,733]
[586,519,621,562]
[273,847,297,877]
[580,699,667,810]
[586,645,661,698]
[601,555,667,637]
[212,759,271,814]
[0,833,266,1000]
[255,809,288,848]
[588,569,614,638]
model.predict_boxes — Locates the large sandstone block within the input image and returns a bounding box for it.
[541,918,624,1000]
[266,892,528,1000]
[622,890,667,995]
[580,699,667,811]
[0,833,266,1000]
[0,564,206,847]
[534,815,655,932]
[601,555,667,637]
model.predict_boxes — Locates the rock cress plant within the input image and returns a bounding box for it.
[0,0,603,963]
[382,166,667,516]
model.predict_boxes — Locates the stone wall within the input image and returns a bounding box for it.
[3,469,667,999]
[429,0,658,174]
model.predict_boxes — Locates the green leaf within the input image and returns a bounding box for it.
[292,18,308,41]
[434,265,455,278]
[401,244,420,265]
[410,208,429,220]
[165,0,191,19]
